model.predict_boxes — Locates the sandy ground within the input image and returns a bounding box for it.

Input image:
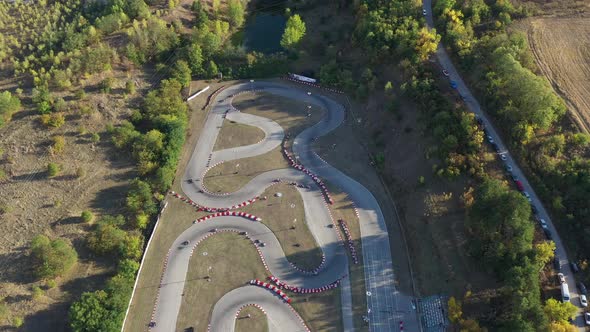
[526,17,590,133]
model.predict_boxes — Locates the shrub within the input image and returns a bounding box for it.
[76,167,87,178]
[46,280,57,289]
[81,210,94,223]
[101,78,114,94]
[12,316,23,328]
[40,112,65,128]
[91,133,100,143]
[51,136,66,154]
[0,298,7,322]
[30,235,78,279]
[32,285,44,300]
[0,91,21,127]
[0,169,7,182]
[125,80,136,95]
[87,215,126,255]
[47,162,60,177]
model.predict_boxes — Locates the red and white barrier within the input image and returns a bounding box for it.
[250,279,292,303]
[338,219,359,264]
[266,275,346,294]
[282,76,344,94]
[193,211,262,223]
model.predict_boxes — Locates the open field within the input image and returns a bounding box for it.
[241,183,324,270]
[213,119,265,152]
[525,18,590,133]
[234,306,268,332]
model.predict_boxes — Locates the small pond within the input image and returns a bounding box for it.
[242,1,287,54]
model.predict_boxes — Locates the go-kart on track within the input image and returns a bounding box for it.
[150,81,419,332]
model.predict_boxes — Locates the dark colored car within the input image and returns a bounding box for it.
[579,282,587,295]
[515,180,524,191]
[543,228,552,240]
[571,262,580,273]
[553,257,561,271]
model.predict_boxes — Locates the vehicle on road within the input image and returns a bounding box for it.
[515,180,524,191]
[187,179,193,183]
[531,205,538,214]
[487,135,494,143]
[442,69,449,77]
[579,282,587,295]
[450,80,458,89]
[182,240,189,246]
[422,9,427,15]
[558,273,566,284]
[539,218,548,229]
[571,262,580,273]
[581,294,588,307]
[562,283,571,302]
[511,174,518,182]
[500,154,507,161]
[585,312,590,325]
[523,191,532,202]
[505,164,512,173]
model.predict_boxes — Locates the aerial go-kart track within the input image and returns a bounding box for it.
[149,81,419,331]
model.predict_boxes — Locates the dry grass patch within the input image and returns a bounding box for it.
[213,119,265,152]
[241,183,323,270]
[526,18,590,133]
[203,146,289,193]
[176,232,268,332]
[291,289,342,332]
[234,306,268,332]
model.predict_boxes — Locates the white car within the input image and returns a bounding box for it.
[585,312,590,325]
[487,135,494,143]
[557,273,566,284]
[500,154,507,161]
[423,9,427,15]
[539,219,548,229]
[505,164,513,173]
[523,191,532,202]
[581,294,588,307]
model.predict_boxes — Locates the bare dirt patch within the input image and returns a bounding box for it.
[525,17,590,133]
[213,119,265,152]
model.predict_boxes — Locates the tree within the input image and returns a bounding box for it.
[187,43,204,75]
[415,27,441,61]
[68,290,110,332]
[30,235,78,279]
[543,298,577,324]
[170,60,191,88]
[0,91,21,127]
[87,215,127,256]
[534,241,556,270]
[448,296,463,323]
[126,179,157,217]
[280,14,306,49]
[228,0,245,27]
[548,321,577,332]
[206,60,219,78]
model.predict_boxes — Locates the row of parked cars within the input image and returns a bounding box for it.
[478,116,590,324]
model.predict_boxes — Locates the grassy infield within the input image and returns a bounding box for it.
[126,89,368,332]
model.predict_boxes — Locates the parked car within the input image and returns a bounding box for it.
[539,218,548,229]
[553,257,561,270]
[558,273,566,284]
[423,9,427,15]
[487,135,494,143]
[181,240,189,246]
[511,174,519,182]
[450,80,458,89]
[531,205,538,214]
[500,154,507,161]
[505,164,513,173]
[579,282,587,295]
[581,294,588,307]
[443,69,450,77]
[515,180,524,191]
[571,262,580,273]
[585,312,590,326]
[491,142,499,152]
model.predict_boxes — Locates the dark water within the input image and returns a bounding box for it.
[242,1,287,54]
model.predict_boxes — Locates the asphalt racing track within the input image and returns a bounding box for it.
[150,81,419,331]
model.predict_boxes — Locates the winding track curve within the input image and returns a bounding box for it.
[151,81,418,332]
